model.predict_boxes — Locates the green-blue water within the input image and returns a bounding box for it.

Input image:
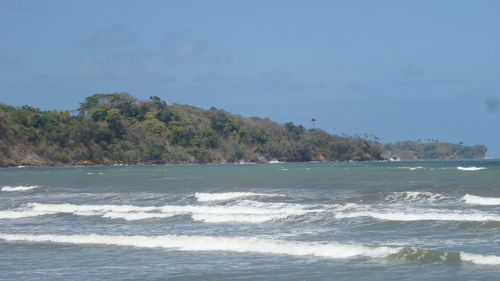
[1,160,499,280]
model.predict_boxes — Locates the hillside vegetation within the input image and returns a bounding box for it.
[0,93,486,167]
[382,141,487,160]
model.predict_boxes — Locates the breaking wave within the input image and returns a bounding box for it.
[335,210,500,222]
[457,167,487,171]
[462,194,500,206]
[1,233,497,265]
[0,201,323,223]
[0,233,401,259]
[0,210,49,219]
[384,192,444,203]
[194,192,282,202]
[1,185,39,192]
[460,252,500,265]
[391,247,460,264]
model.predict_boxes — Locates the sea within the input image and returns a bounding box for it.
[1,160,499,281]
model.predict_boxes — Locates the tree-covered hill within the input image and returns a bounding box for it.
[0,93,487,167]
[382,141,487,160]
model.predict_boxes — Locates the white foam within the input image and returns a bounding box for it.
[160,202,315,223]
[329,203,359,212]
[192,213,289,223]
[462,194,500,206]
[385,192,444,203]
[1,185,39,192]
[408,166,423,171]
[396,166,424,171]
[194,192,282,202]
[101,212,177,221]
[0,210,49,219]
[1,201,319,223]
[457,167,486,171]
[268,159,281,164]
[335,211,500,222]
[0,233,401,259]
[461,252,500,265]
[29,203,158,213]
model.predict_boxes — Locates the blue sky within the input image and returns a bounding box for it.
[1,0,499,156]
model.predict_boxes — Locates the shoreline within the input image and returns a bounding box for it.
[1,158,492,169]
[0,159,276,169]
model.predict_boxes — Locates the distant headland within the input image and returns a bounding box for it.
[0,93,487,167]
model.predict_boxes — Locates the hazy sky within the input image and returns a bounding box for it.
[1,0,499,156]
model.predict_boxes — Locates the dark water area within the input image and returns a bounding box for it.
[1,160,499,280]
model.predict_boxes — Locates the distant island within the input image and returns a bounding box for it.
[0,93,487,167]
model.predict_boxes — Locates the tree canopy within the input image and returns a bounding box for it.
[0,93,487,167]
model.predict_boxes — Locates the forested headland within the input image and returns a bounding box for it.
[0,93,487,167]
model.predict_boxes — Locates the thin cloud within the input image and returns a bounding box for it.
[391,64,463,86]
[68,55,175,82]
[0,0,46,14]
[160,31,231,64]
[85,25,136,48]
[192,71,227,83]
[394,79,463,86]
[259,71,293,84]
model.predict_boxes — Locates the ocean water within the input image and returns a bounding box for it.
[1,160,499,281]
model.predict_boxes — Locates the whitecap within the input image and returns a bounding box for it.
[1,185,39,192]
[460,252,500,265]
[1,201,322,223]
[192,213,289,223]
[457,167,486,171]
[100,212,178,221]
[194,192,282,202]
[335,210,500,222]
[0,233,401,259]
[0,210,49,219]
[384,191,444,203]
[462,194,500,206]
[396,166,424,171]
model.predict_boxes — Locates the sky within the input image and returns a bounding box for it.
[0,0,499,156]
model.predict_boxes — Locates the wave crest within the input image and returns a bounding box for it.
[194,192,282,202]
[0,233,401,259]
[462,194,500,206]
[335,210,500,222]
[1,185,39,192]
[457,167,487,171]
[460,252,500,265]
[1,201,323,223]
[384,192,444,203]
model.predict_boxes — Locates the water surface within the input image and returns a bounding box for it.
[1,160,499,280]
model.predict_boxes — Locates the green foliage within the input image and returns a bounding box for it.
[0,94,486,167]
[209,109,238,136]
[384,141,487,160]
[284,122,305,139]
